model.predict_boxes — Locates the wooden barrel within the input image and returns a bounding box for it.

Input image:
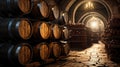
[0,0,32,17]
[32,21,51,40]
[60,41,70,56]
[45,5,60,21]
[33,42,49,61]
[25,0,49,19]
[50,24,61,40]
[0,43,32,66]
[49,42,61,58]
[58,11,69,25]
[51,5,60,20]
[0,18,32,40]
[61,26,69,40]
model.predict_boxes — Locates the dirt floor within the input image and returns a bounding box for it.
[44,42,120,67]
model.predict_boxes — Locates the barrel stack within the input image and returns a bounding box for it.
[0,0,70,66]
[0,43,33,66]
[102,18,120,63]
[0,18,32,41]
[0,0,32,17]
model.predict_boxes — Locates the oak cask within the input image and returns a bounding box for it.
[0,18,32,40]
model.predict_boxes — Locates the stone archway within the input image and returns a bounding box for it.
[65,0,112,24]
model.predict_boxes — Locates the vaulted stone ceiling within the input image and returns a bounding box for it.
[55,0,120,25]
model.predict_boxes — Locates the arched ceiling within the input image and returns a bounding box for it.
[74,1,110,23]
[56,0,120,25]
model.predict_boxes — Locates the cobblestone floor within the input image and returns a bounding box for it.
[45,42,120,67]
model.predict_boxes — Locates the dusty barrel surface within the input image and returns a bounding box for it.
[26,0,49,19]
[50,24,61,40]
[0,0,32,17]
[32,21,51,40]
[33,42,50,61]
[49,42,61,58]
[0,18,32,40]
[0,43,33,66]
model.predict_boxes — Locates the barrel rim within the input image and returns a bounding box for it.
[52,5,60,20]
[35,42,50,60]
[58,11,69,25]
[15,43,33,65]
[33,21,51,40]
[51,24,62,39]
[39,21,51,39]
[62,11,69,24]
[49,42,61,58]
[18,0,33,14]
[16,18,32,40]
[39,0,50,18]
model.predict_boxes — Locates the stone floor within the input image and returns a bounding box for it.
[45,42,120,67]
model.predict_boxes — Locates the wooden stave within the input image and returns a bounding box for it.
[32,21,51,40]
[0,18,32,41]
[33,42,50,61]
[49,42,61,58]
[0,43,33,66]
[0,0,32,17]
[50,24,62,40]
[24,0,50,20]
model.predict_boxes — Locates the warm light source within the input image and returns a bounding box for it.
[86,16,105,32]
[85,1,94,10]
[90,21,98,28]
[62,13,65,16]
[89,17,99,29]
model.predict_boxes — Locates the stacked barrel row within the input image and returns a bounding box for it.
[68,24,92,50]
[0,0,70,66]
[102,18,120,63]
[0,41,70,66]
[0,0,69,25]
